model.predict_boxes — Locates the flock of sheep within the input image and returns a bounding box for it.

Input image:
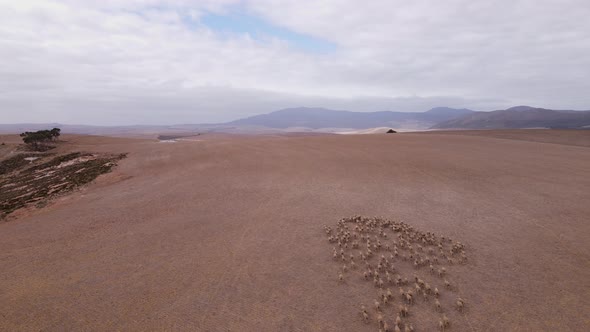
[324,216,469,331]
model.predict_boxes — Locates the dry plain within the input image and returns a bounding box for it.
[1,130,589,331]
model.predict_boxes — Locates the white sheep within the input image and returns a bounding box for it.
[444,279,451,289]
[401,305,409,317]
[377,313,384,327]
[456,297,465,311]
[361,305,369,323]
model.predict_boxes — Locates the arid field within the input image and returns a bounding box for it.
[1,130,589,331]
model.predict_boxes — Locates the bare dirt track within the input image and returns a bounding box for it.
[1,130,589,331]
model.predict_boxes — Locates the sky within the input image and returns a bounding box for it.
[1,0,589,125]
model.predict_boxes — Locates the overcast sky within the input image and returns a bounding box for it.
[1,0,589,125]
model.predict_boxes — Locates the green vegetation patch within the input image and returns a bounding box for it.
[0,153,50,175]
[0,152,126,219]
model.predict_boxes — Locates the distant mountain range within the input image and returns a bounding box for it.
[226,107,475,129]
[1,106,589,136]
[226,106,590,130]
[432,106,590,129]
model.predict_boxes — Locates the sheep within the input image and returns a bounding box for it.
[460,252,467,263]
[422,290,429,302]
[404,323,414,332]
[444,279,451,290]
[435,299,442,312]
[456,297,465,311]
[374,300,381,311]
[434,287,440,297]
[399,287,405,300]
[343,264,348,273]
[364,271,369,280]
[339,273,344,282]
[351,260,357,269]
[377,313,384,327]
[387,288,393,299]
[395,314,402,327]
[442,314,450,328]
[418,279,425,287]
[362,311,369,323]
[402,305,409,317]
[361,305,369,323]
[405,293,413,305]
[394,325,402,332]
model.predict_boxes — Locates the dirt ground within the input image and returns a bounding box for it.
[0,130,589,331]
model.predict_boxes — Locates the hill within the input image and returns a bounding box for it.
[432,106,590,129]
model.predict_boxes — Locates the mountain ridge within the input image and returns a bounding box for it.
[226,106,475,129]
[2,106,590,135]
[432,106,590,129]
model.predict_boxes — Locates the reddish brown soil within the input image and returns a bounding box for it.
[0,131,589,331]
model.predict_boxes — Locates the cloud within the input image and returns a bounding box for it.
[0,0,589,124]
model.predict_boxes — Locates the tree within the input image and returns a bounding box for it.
[20,128,61,150]
[50,127,61,140]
